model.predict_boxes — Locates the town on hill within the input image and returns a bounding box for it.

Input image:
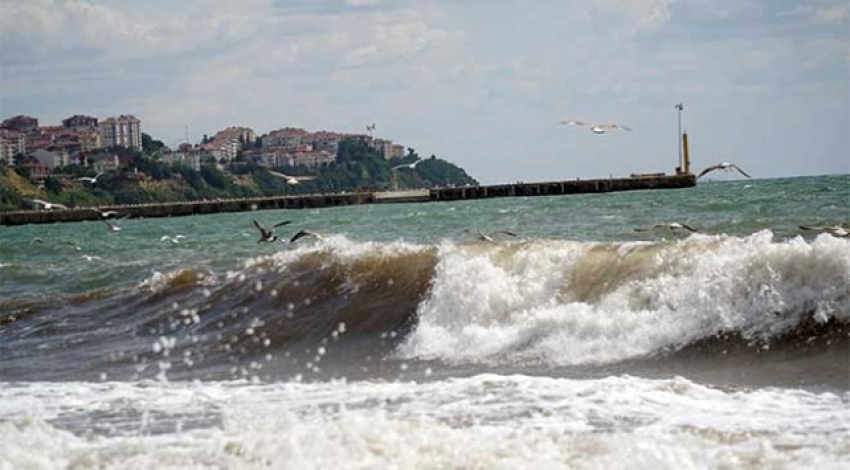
[0,114,478,212]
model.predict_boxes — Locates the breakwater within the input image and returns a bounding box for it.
[1,173,696,226]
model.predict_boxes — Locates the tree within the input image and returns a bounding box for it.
[142,133,166,154]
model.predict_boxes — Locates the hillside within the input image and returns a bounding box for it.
[0,139,479,211]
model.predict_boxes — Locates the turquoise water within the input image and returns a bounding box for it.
[0,175,848,468]
[2,175,846,297]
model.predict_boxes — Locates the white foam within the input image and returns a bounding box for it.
[399,231,850,365]
[0,376,846,469]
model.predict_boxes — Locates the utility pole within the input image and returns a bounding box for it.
[675,103,683,173]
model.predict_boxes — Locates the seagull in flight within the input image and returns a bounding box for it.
[103,214,130,232]
[799,224,850,237]
[634,222,698,233]
[289,229,322,244]
[392,159,423,171]
[28,199,68,210]
[268,171,303,185]
[77,172,104,184]
[697,162,751,179]
[560,120,632,134]
[253,220,292,243]
[464,229,518,242]
[90,209,122,219]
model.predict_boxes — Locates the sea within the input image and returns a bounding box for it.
[1,174,848,469]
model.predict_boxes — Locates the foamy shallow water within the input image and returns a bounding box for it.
[2,375,847,469]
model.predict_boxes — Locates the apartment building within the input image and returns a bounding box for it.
[99,115,142,150]
[263,127,310,149]
[0,129,26,165]
[62,115,98,131]
[1,115,38,133]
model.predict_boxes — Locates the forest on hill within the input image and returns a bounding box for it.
[0,138,479,212]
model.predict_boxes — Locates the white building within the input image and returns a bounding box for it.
[0,129,26,165]
[161,151,202,171]
[99,115,142,150]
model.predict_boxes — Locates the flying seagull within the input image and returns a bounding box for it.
[77,172,104,184]
[253,219,292,243]
[697,162,751,179]
[799,225,850,238]
[289,229,322,244]
[90,209,122,219]
[560,120,632,134]
[103,214,130,232]
[28,199,68,210]
[634,222,698,233]
[392,159,423,171]
[464,229,518,242]
[269,171,300,185]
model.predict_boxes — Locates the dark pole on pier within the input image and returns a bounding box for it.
[675,103,684,173]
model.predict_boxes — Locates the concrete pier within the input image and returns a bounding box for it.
[1,173,695,226]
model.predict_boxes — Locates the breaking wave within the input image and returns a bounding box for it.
[0,231,847,382]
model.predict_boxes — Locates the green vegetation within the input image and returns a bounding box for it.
[0,136,478,211]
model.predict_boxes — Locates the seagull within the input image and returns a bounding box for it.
[464,229,518,242]
[268,171,302,185]
[103,214,130,232]
[90,209,122,219]
[634,222,698,233]
[560,120,632,134]
[392,159,423,171]
[81,255,104,262]
[29,237,44,245]
[160,235,186,243]
[28,199,68,210]
[77,172,104,184]
[253,220,292,243]
[799,225,850,237]
[697,162,751,179]
[289,229,322,244]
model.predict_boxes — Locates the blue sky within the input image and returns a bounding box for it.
[1,0,847,184]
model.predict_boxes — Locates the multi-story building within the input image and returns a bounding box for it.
[202,126,257,162]
[263,127,310,149]
[99,115,142,150]
[0,129,26,165]
[292,150,334,168]
[62,115,98,131]
[1,115,38,133]
[306,131,342,155]
[161,149,202,171]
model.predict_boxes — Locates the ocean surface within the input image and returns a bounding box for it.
[1,174,848,469]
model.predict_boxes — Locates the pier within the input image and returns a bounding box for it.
[0,173,696,226]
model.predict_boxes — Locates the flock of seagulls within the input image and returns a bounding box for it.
[252,219,320,244]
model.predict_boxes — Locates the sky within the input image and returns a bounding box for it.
[1,0,847,184]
